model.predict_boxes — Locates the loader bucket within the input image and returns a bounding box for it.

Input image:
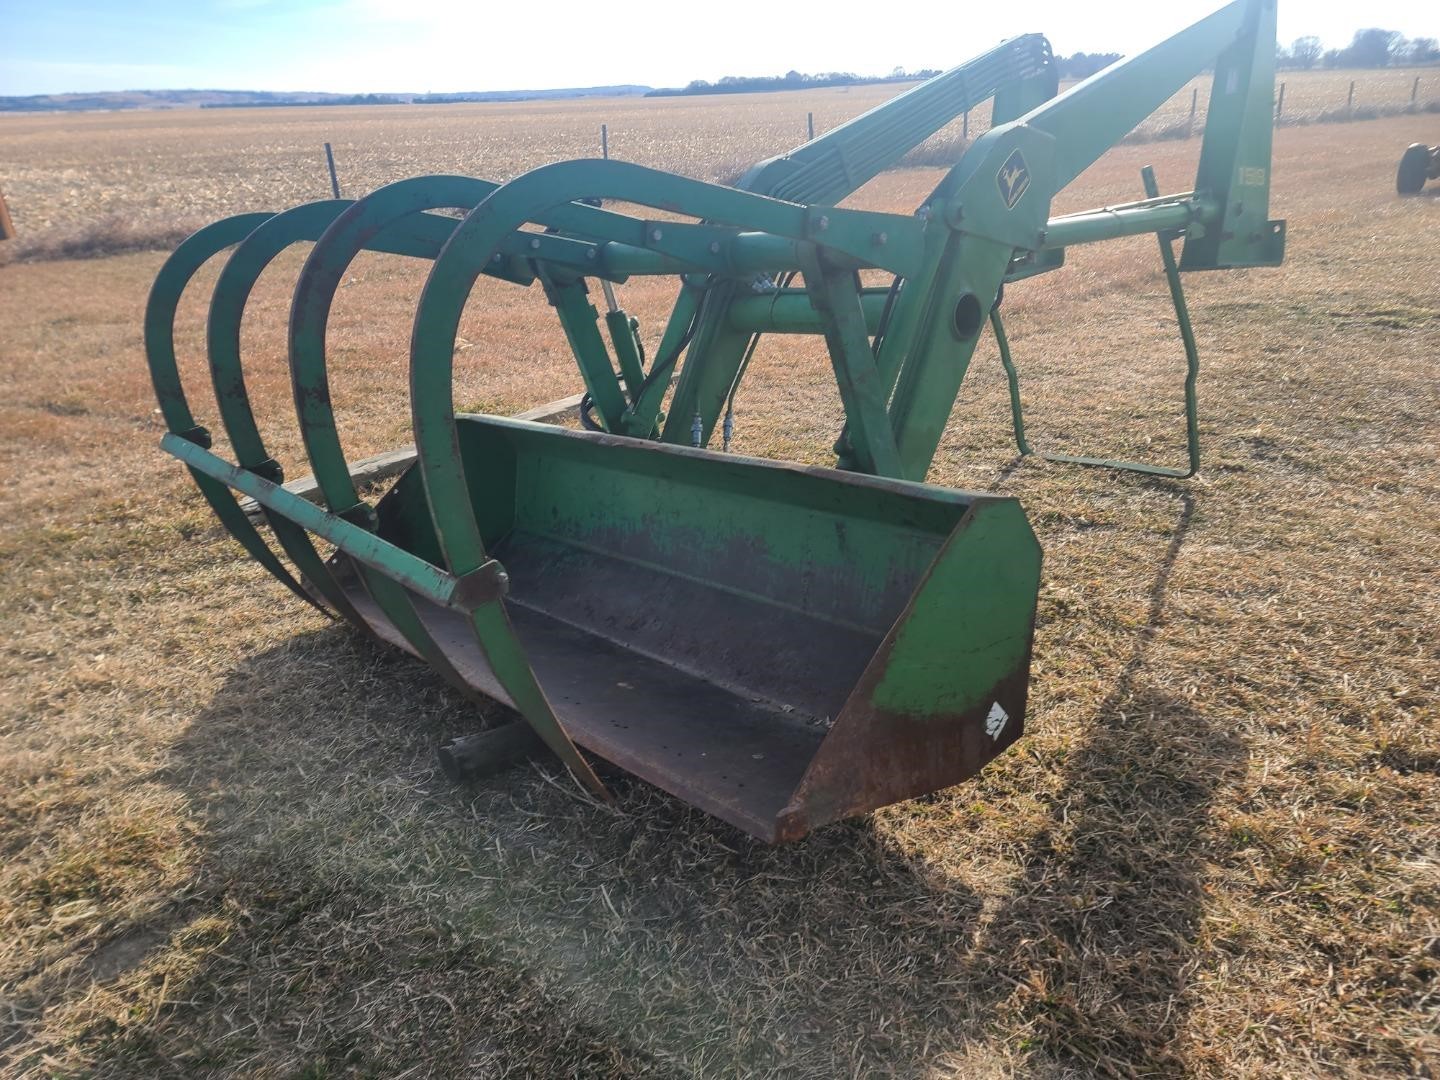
[343,417,1041,842]
[144,179,1046,842]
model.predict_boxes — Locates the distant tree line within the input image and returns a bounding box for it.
[652,30,1438,100]
[645,53,1152,98]
[3,84,658,114]
[1278,29,1439,70]
[202,93,404,109]
[1054,53,1123,79]
[647,68,941,98]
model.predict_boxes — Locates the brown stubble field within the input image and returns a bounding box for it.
[1,65,1435,244]
[0,90,1438,1079]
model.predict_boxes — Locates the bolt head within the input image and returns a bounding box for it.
[650,227,664,242]
[708,240,721,255]
[529,237,541,250]
[816,215,830,231]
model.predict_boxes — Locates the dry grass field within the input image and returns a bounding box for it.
[1,66,1436,248]
[1,86,1438,1079]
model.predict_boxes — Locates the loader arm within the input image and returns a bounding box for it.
[1003,0,1281,270]
[739,34,1057,205]
[655,35,1057,451]
[999,1,1267,192]
[927,0,1280,268]
[875,0,1282,478]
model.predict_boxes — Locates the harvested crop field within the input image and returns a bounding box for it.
[2,66,1436,247]
[1,91,1438,1079]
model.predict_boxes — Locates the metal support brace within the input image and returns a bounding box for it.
[996,167,1203,479]
[542,273,629,431]
[799,250,905,477]
[437,722,550,783]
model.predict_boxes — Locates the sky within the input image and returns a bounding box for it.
[1,0,1435,97]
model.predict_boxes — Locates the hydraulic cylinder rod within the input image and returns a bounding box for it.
[598,197,1216,286]
[1041,198,1217,250]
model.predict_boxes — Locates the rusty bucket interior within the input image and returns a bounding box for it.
[332,416,1042,842]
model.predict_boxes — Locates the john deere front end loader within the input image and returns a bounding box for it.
[147,0,1285,842]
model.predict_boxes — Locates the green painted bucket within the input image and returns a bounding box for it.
[343,416,1041,841]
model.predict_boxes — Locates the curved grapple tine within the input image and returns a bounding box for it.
[406,162,834,805]
[143,213,328,616]
[206,199,385,631]
[286,177,531,709]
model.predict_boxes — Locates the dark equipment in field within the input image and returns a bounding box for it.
[1397,143,1440,195]
[146,0,1284,842]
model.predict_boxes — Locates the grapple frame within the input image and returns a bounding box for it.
[147,0,1284,841]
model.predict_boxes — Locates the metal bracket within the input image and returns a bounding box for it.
[449,559,512,612]
[176,425,212,449]
[336,501,380,531]
[247,456,284,483]
[996,166,1202,480]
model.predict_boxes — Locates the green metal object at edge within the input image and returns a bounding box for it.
[144,0,1285,843]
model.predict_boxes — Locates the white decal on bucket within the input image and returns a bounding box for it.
[985,702,1010,740]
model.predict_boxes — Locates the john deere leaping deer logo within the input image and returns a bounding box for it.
[997,149,1031,209]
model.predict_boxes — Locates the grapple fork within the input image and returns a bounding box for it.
[146,0,1284,841]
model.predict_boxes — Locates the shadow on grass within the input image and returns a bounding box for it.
[960,492,1245,1076]
[86,489,1232,1078]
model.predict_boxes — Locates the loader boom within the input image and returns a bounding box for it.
[739,34,1057,204]
[870,0,1283,478]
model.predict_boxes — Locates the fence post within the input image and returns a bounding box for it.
[963,109,969,141]
[601,124,608,160]
[807,112,814,140]
[1347,80,1355,113]
[1188,87,1199,135]
[1413,76,1421,105]
[1275,82,1285,121]
[323,142,340,198]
